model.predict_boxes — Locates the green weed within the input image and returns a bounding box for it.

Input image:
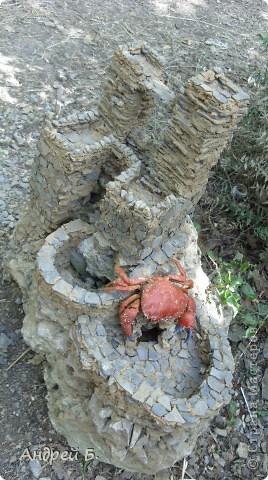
[226,400,239,426]
[207,251,267,337]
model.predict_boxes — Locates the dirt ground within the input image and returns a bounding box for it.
[0,1,267,479]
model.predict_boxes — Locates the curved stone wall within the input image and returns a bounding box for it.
[20,218,234,473]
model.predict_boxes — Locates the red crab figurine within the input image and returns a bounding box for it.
[104,259,196,341]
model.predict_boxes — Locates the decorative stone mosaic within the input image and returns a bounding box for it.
[8,41,249,474]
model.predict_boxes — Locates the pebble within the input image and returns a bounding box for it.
[0,333,14,350]
[13,133,25,145]
[214,427,228,437]
[237,442,249,459]
[29,459,42,478]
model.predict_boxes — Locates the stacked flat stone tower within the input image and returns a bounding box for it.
[9,42,249,474]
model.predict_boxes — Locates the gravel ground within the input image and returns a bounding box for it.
[0,1,267,479]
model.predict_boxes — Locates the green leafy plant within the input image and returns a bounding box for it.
[257,410,268,417]
[226,400,239,426]
[207,251,267,337]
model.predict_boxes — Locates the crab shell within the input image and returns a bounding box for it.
[141,278,186,320]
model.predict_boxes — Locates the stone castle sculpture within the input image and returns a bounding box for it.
[8,42,249,474]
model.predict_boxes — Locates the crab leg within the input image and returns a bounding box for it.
[175,296,196,341]
[104,282,142,292]
[104,264,147,291]
[167,259,194,289]
[119,294,141,338]
[168,277,194,289]
[114,265,147,285]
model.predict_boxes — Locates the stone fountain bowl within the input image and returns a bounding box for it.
[20,219,234,474]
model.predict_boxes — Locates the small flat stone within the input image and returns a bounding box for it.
[37,257,55,273]
[70,286,87,303]
[191,358,202,367]
[93,350,104,361]
[210,390,223,403]
[54,228,70,242]
[0,333,13,350]
[132,381,154,402]
[52,278,73,297]
[100,291,121,303]
[158,394,172,411]
[141,247,153,259]
[64,219,85,232]
[43,271,61,285]
[100,361,114,376]
[193,399,208,416]
[208,375,225,393]
[116,345,125,355]
[212,90,228,104]
[181,413,198,424]
[99,407,113,418]
[85,291,101,306]
[214,427,228,437]
[116,376,135,395]
[113,360,123,371]
[213,351,222,361]
[221,387,231,402]
[237,442,249,459]
[171,345,179,356]
[151,248,168,265]
[96,324,106,336]
[151,361,160,371]
[233,91,250,102]
[144,361,155,376]
[210,367,225,381]
[131,373,142,385]
[189,367,202,383]
[129,424,142,448]
[154,344,169,356]
[137,345,148,361]
[164,407,185,423]
[100,343,114,357]
[38,245,56,257]
[176,358,184,368]
[179,348,190,358]
[172,398,189,412]
[176,372,185,384]
[111,338,119,349]
[160,359,169,372]
[29,458,42,478]
[152,236,163,248]
[148,349,159,361]
[161,241,176,257]
[152,403,168,417]
[207,396,216,409]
